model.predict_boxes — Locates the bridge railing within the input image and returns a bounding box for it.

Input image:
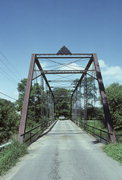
[20,120,57,144]
[20,124,42,144]
[79,121,112,143]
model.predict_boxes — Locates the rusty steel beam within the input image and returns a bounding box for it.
[44,70,86,74]
[93,54,116,143]
[35,53,93,56]
[32,74,41,80]
[34,69,94,74]
[18,54,36,143]
[36,56,91,59]
[51,86,75,88]
[48,80,75,82]
[35,59,54,99]
[54,90,73,92]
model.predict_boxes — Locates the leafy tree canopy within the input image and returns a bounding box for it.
[0,98,19,143]
[53,88,71,118]
[72,77,97,105]
[106,83,122,129]
[16,78,53,130]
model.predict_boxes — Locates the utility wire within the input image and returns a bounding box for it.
[0,57,19,82]
[0,91,17,101]
[0,51,23,80]
[0,66,18,84]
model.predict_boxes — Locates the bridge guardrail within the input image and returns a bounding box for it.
[21,120,57,144]
[21,124,42,143]
[79,121,113,143]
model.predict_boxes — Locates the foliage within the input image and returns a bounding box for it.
[72,77,97,106]
[53,88,71,118]
[87,120,105,129]
[106,83,122,130]
[83,77,97,103]
[87,107,104,121]
[16,78,27,111]
[0,141,28,175]
[16,79,52,131]
[0,99,19,143]
[103,143,122,164]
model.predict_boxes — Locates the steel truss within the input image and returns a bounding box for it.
[18,47,116,143]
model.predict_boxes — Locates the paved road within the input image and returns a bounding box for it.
[2,120,122,180]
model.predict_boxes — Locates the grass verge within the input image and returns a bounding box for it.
[0,141,28,176]
[103,143,122,164]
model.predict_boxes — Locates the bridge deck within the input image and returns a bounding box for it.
[3,120,122,180]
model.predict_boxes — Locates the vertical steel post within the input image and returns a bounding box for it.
[40,75,44,118]
[18,54,36,143]
[93,54,116,142]
[53,99,56,119]
[76,89,78,124]
[84,74,88,122]
[70,96,72,120]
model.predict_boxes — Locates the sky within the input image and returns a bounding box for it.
[0,0,122,101]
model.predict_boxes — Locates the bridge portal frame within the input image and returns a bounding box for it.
[18,49,116,143]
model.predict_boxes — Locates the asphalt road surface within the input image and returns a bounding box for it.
[2,120,122,180]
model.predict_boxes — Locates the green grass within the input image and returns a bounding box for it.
[103,143,122,164]
[0,141,28,176]
[87,120,105,129]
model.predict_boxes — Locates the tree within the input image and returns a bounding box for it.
[16,78,27,111]
[72,77,98,120]
[16,79,50,130]
[72,77,97,106]
[106,83,122,130]
[53,88,71,118]
[0,99,19,143]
